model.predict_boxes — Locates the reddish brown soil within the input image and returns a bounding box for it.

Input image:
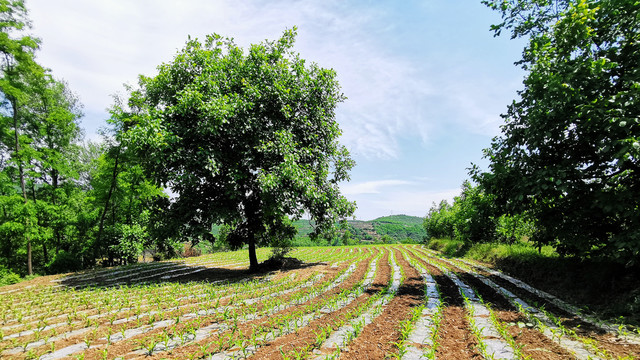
[403,249,483,359]
[456,272,575,359]
[340,248,425,360]
[485,270,640,358]
[432,273,483,359]
[0,266,326,359]
[55,259,350,360]
[498,311,575,360]
[128,250,378,360]
[251,248,392,359]
[416,249,640,359]
[5,246,639,360]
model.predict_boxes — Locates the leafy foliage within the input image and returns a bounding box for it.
[477,0,640,264]
[116,28,355,270]
[0,3,172,275]
[423,200,456,240]
[423,181,533,244]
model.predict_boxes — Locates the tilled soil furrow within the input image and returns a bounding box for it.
[2,245,638,360]
[420,248,640,359]
[1,270,321,357]
[473,267,640,358]
[1,274,285,340]
[1,248,354,325]
[404,250,484,359]
[308,249,393,359]
[454,255,640,344]
[401,249,441,360]
[239,249,389,359]
[119,250,377,360]
[456,272,576,359]
[339,248,425,360]
[422,255,518,360]
[21,260,353,360]
[416,249,591,358]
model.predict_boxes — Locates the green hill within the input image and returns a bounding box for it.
[292,215,426,245]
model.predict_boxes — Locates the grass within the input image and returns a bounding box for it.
[424,238,467,257]
[426,238,640,327]
[465,241,558,263]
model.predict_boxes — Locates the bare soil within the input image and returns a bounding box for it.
[253,248,391,359]
[340,249,425,359]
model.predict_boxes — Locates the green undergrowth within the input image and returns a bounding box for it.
[424,238,467,257]
[0,266,39,286]
[426,238,640,327]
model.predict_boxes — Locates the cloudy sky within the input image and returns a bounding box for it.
[27,0,525,220]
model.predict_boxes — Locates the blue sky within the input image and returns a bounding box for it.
[28,0,526,220]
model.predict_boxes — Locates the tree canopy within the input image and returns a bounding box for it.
[0,1,172,278]
[116,28,355,270]
[476,0,640,264]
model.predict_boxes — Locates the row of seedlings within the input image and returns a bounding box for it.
[247,247,389,359]
[400,247,443,360]
[322,247,426,359]
[218,247,387,359]
[453,254,640,346]
[420,255,517,359]
[404,248,486,359]
[112,248,378,359]
[0,246,347,339]
[415,246,640,359]
[1,255,336,359]
[413,246,581,359]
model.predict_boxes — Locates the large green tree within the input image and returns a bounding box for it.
[117,28,355,271]
[477,0,640,263]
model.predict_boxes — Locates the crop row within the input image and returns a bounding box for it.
[1,245,639,359]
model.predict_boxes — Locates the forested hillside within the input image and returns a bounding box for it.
[292,215,426,245]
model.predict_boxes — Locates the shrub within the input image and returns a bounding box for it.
[426,238,467,257]
[0,265,21,286]
[46,250,83,274]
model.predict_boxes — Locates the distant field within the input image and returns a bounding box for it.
[1,245,638,359]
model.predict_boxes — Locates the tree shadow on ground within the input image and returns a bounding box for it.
[490,256,640,327]
[58,258,325,290]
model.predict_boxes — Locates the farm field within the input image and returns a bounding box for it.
[1,245,639,360]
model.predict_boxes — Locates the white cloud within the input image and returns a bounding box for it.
[28,0,437,160]
[24,1,523,220]
[341,180,414,196]
[340,179,461,220]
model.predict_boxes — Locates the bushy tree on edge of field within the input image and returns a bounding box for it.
[115,28,355,271]
[477,0,640,265]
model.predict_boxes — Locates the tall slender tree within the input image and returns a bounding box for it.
[0,0,42,274]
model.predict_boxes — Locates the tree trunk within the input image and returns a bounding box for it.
[96,147,120,249]
[126,181,136,225]
[51,169,62,254]
[12,100,32,275]
[248,234,258,272]
[27,242,32,275]
[510,217,519,244]
[43,242,49,265]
